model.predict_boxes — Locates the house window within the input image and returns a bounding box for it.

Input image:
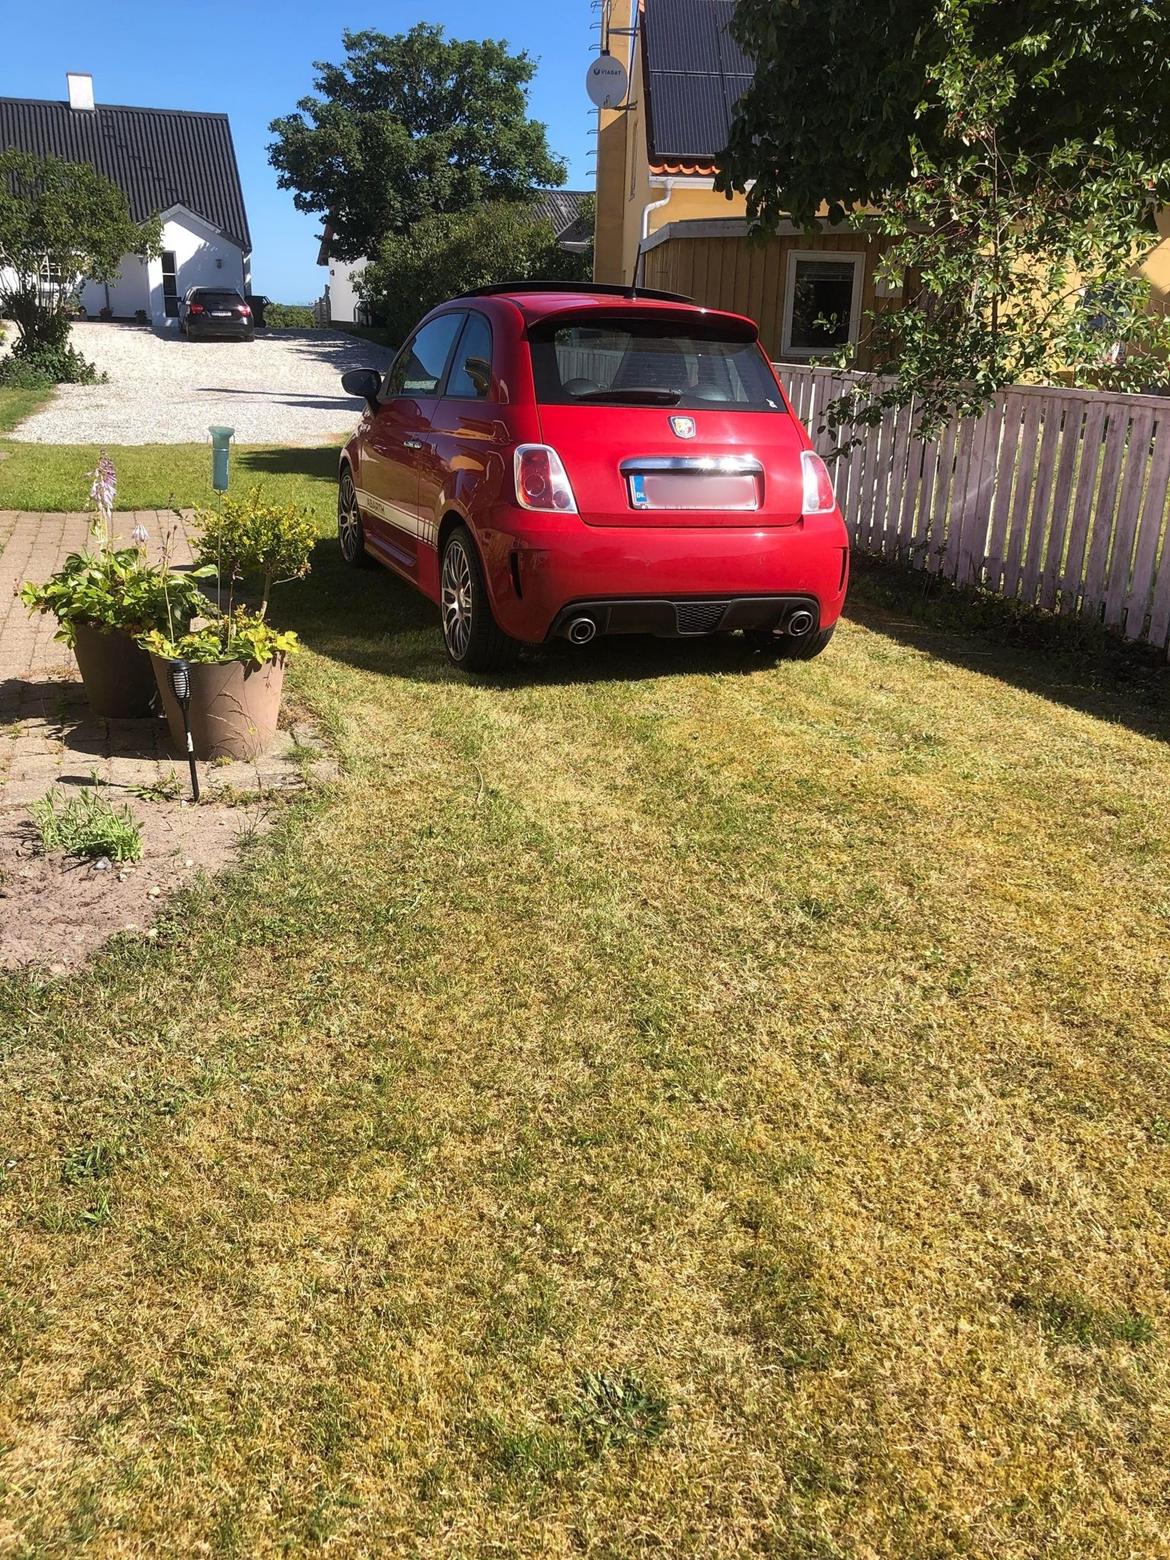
[781,251,864,357]
[161,250,179,318]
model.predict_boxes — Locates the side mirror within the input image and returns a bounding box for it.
[342,368,381,406]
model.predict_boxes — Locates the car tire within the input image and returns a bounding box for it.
[338,468,373,568]
[746,623,835,661]
[440,525,518,673]
[244,332,255,342]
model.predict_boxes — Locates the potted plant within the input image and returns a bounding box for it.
[20,456,209,717]
[142,612,301,761]
[140,488,315,762]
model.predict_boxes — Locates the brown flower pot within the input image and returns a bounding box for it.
[150,654,286,762]
[72,623,157,718]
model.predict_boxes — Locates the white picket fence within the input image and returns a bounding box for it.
[776,364,1170,654]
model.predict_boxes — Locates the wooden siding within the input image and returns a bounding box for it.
[642,232,901,369]
[780,365,1170,656]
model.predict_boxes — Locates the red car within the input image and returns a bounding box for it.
[338,283,849,672]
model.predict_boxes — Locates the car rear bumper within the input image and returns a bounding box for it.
[186,321,252,338]
[547,595,819,640]
[478,508,850,643]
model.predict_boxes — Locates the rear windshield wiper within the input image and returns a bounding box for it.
[568,388,683,405]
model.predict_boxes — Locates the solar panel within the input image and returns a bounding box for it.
[642,0,753,163]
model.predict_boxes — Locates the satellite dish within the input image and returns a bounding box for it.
[586,53,629,110]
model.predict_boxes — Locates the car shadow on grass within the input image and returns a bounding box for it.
[286,539,1170,725]
[286,545,770,689]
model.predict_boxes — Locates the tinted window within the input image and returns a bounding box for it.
[446,313,493,400]
[529,318,785,411]
[384,314,465,398]
[192,291,244,308]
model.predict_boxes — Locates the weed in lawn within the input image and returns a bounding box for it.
[572,1371,669,1454]
[1011,1291,1156,1349]
[129,770,183,802]
[30,786,143,862]
[60,1140,120,1185]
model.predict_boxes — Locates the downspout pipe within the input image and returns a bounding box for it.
[635,184,673,286]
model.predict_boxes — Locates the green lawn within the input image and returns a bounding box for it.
[0,438,339,516]
[0,385,53,435]
[2,446,1169,1554]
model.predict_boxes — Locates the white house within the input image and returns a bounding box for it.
[0,73,251,327]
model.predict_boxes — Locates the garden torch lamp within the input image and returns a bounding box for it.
[169,658,200,803]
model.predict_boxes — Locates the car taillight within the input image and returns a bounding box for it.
[800,449,836,515]
[238,305,251,316]
[188,303,205,315]
[514,444,577,513]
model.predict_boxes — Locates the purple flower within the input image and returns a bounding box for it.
[130,522,149,547]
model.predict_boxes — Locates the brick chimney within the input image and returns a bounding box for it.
[66,73,95,111]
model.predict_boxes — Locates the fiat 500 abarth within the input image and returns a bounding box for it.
[338,282,849,672]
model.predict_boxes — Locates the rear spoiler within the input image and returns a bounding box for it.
[524,304,760,342]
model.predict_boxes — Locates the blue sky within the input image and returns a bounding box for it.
[0,0,598,303]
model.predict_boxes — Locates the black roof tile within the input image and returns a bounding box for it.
[0,95,250,250]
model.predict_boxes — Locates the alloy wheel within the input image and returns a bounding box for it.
[441,540,473,660]
[338,475,360,560]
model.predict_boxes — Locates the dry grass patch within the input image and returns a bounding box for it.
[0,547,1168,1555]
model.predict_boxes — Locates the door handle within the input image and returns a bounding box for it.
[403,439,423,450]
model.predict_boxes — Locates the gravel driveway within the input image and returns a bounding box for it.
[7,322,395,445]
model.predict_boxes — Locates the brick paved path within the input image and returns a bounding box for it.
[1,512,198,809]
[0,511,319,814]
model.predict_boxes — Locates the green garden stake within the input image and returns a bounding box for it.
[209,425,234,492]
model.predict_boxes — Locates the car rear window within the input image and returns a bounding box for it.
[193,292,244,308]
[529,317,786,411]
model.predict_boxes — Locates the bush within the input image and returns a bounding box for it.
[265,303,315,329]
[0,356,54,390]
[359,201,592,343]
[194,487,316,617]
[5,335,106,385]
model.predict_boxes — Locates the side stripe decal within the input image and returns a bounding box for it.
[355,487,440,550]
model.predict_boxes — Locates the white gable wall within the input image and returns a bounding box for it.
[75,208,249,324]
[2,210,249,330]
[325,257,368,324]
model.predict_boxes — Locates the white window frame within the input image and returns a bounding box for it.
[781,250,865,359]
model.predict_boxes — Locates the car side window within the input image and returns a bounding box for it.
[382,313,465,399]
[445,312,494,400]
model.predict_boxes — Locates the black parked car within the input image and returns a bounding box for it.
[180,287,254,341]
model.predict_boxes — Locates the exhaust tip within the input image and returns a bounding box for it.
[787,609,815,637]
[566,615,598,645]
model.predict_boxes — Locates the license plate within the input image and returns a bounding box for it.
[211,310,232,317]
[628,471,759,511]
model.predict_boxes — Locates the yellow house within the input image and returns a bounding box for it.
[593,0,907,368]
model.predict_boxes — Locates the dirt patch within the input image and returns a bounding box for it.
[0,784,282,972]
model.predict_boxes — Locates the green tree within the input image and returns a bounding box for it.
[718,0,1170,430]
[357,200,592,345]
[0,152,161,356]
[269,25,568,264]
